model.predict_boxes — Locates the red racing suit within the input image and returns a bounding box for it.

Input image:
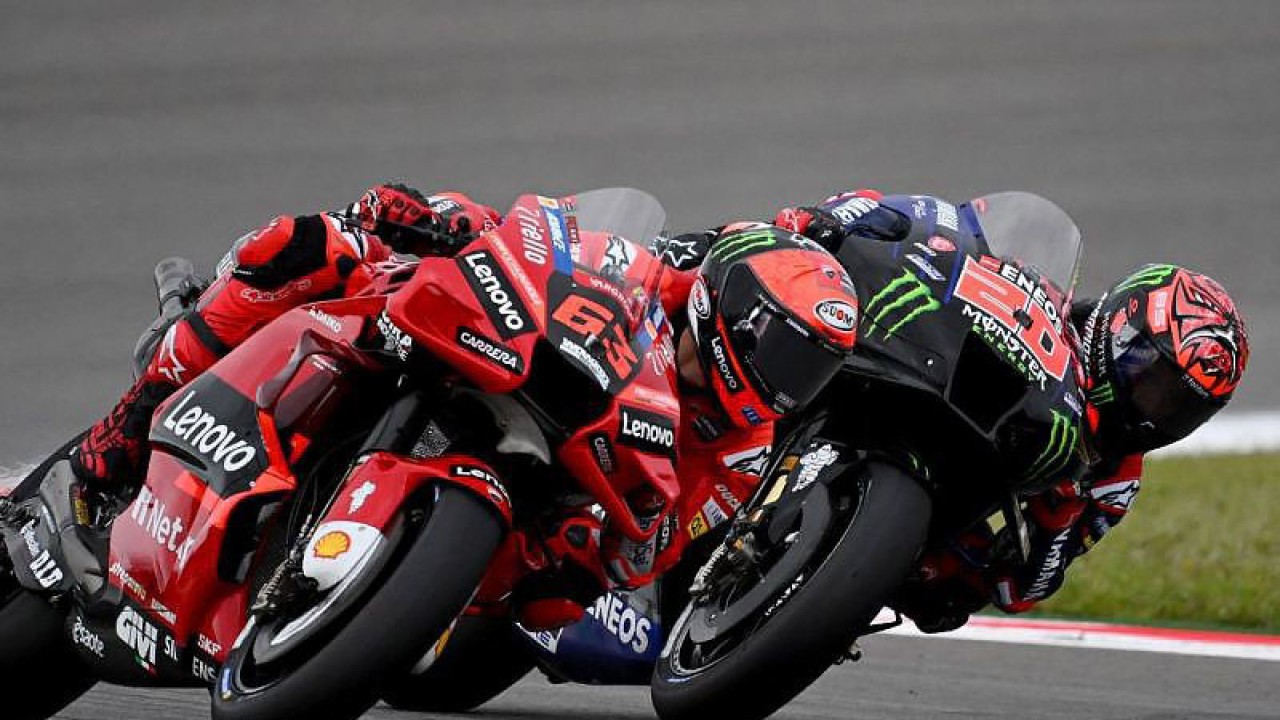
[775,188,1147,624]
[73,186,498,487]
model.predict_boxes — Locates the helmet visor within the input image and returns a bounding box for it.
[1112,327,1225,448]
[720,265,847,413]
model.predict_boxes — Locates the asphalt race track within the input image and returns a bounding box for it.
[4,2,1279,719]
[55,635,1280,719]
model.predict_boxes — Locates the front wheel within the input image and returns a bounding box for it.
[651,461,931,720]
[212,487,504,720]
[378,613,533,712]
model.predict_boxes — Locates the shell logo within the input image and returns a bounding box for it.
[313,531,351,560]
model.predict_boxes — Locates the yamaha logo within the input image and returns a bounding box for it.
[814,299,858,333]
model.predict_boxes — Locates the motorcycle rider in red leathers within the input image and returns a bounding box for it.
[774,189,1251,631]
[70,184,860,631]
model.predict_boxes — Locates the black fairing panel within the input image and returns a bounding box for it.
[149,376,268,498]
[824,196,1085,501]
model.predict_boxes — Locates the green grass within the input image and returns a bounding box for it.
[1021,453,1280,633]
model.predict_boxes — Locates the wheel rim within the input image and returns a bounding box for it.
[664,480,866,678]
[223,511,416,698]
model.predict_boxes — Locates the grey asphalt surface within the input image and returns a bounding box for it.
[4,1,1279,718]
[55,635,1280,720]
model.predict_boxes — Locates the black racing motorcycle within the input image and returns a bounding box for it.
[651,192,1087,719]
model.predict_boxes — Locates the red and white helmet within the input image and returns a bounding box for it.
[1083,264,1249,453]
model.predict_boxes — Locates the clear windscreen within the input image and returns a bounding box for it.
[570,188,669,332]
[961,191,1084,296]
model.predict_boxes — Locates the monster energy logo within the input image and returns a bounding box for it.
[1113,264,1177,293]
[1088,382,1116,405]
[864,269,941,338]
[709,229,776,263]
[1028,410,1079,480]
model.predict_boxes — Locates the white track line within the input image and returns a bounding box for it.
[876,612,1280,662]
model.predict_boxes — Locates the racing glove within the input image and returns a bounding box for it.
[774,206,846,251]
[988,479,1088,613]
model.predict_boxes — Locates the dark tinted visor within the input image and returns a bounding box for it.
[1112,327,1225,447]
[721,265,846,412]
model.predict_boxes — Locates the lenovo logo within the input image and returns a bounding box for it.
[161,391,258,473]
[460,251,534,339]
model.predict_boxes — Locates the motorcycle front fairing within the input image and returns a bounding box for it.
[384,189,681,541]
[825,193,1087,506]
[79,296,381,684]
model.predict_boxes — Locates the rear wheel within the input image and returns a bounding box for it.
[378,613,534,712]
[211,487,504,720]
[0,583,96,720]
[651,461,930,720]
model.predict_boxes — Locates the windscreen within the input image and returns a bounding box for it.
[962,191,1083,296]
[570,187,669,334]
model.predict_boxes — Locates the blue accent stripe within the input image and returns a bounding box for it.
[543,205,574,275]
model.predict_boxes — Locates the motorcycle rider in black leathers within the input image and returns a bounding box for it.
[758,189,1250,631]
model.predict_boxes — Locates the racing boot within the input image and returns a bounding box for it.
[69,374,176,524]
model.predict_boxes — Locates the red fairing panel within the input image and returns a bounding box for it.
[320,452,513,530]
[109,296,385,664]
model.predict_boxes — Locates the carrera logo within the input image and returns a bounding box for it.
[814,299,858,333]
[160,391,258,473]
[459,250,535,339]
[618,406,676,459]
[708,335,743,393]
[457,328,525,374]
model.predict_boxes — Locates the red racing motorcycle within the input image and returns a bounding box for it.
[0,188,679,720]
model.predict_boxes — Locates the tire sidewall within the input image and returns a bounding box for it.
[652,464,931,720]
[211,488,504,720]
